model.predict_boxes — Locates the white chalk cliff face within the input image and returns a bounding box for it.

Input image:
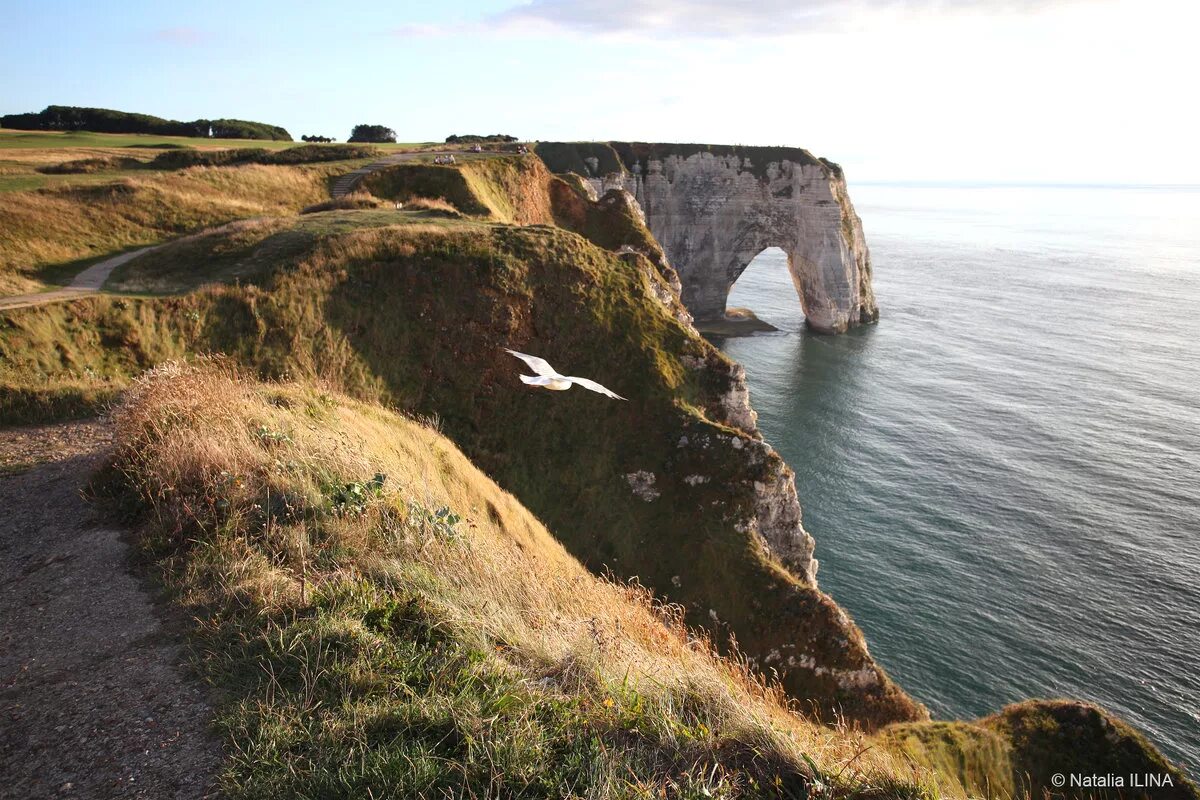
[588,148,879,334]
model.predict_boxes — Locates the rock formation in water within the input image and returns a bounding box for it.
[536,142,879,334]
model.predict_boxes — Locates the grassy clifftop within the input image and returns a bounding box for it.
[0,206,921,728]
[98,361,937,798]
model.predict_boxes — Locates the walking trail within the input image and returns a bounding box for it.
[0,420,221,799]
[0,247,158,312]
[0,148,513,312]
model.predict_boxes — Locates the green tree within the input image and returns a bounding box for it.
[348,124,397,144]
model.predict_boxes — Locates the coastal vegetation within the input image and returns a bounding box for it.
[94,360,934,798]
[0,134,1194,798]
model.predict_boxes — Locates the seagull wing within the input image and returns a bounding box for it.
[506,349,558,377]
[566,376,627,401]
[520,375,558,386]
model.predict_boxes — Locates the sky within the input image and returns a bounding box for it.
[1,0,1197,184]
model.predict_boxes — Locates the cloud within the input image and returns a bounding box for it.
[150,27,209,46]
[397,0,1083,39]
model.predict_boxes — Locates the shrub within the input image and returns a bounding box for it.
[534,141,625,177]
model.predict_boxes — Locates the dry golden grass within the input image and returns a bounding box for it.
[301,191,391,214]
[399,196,462,216]
[0,146,162,167]
[108,361,956,798]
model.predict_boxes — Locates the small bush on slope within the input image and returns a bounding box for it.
[98,361,937,799]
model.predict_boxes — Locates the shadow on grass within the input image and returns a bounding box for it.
[32,243,161,290]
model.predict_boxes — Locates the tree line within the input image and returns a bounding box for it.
[1,105,292,141]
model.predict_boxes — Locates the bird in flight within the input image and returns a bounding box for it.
[505,349,626,400]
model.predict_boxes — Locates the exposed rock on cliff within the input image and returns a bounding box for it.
[537,142,879,334]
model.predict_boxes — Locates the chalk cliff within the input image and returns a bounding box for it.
[536,142,879,334]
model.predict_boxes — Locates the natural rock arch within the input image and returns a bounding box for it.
[549,143,880,334]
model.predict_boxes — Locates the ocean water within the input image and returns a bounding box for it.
[716,184,1200,769]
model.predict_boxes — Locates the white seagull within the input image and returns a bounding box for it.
[505,349,626,400]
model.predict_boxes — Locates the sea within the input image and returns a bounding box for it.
[714,183,1200,770]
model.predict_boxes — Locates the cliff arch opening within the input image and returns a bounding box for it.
[723,247,805,333]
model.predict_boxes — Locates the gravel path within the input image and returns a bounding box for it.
[0,421,221,799]
[0,247,158,312]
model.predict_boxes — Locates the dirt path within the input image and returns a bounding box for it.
[0,247,158,312]
[0,420,221,799]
